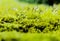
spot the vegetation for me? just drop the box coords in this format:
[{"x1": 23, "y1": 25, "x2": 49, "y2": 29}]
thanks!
[
  {"x1": 0, "y1": 31, "x2": 60, "y2": 41},
  {"x1": 19, "y1": 0, "x2": 60, "y2": 5},
  {"x1": 0, "y1": 2, "x2": 60, "y2": 33},
  {"x1": 0, "y1": 0, "x2": 60, "y2": 41}
]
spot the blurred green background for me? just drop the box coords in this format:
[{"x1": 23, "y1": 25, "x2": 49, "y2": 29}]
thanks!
[
  {"x1": 18, "y1": 0, "x2": 47, "y2": 4},
  {"x1": 18, "y1": 0, "x2": 60, "y2": 5}
]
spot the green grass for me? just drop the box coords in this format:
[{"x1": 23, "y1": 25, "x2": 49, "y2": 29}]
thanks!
[
  {"x1": 0, "y1": 30, "x2": 60, "y2": 41},
  {"x1": 0, "y1": 0, "x2": 60, "y2": 41}
]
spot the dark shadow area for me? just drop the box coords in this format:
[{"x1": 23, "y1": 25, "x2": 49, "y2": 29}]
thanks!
[{"x1": 18, "y1": 0, "x2": 60, "y2": 6}]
